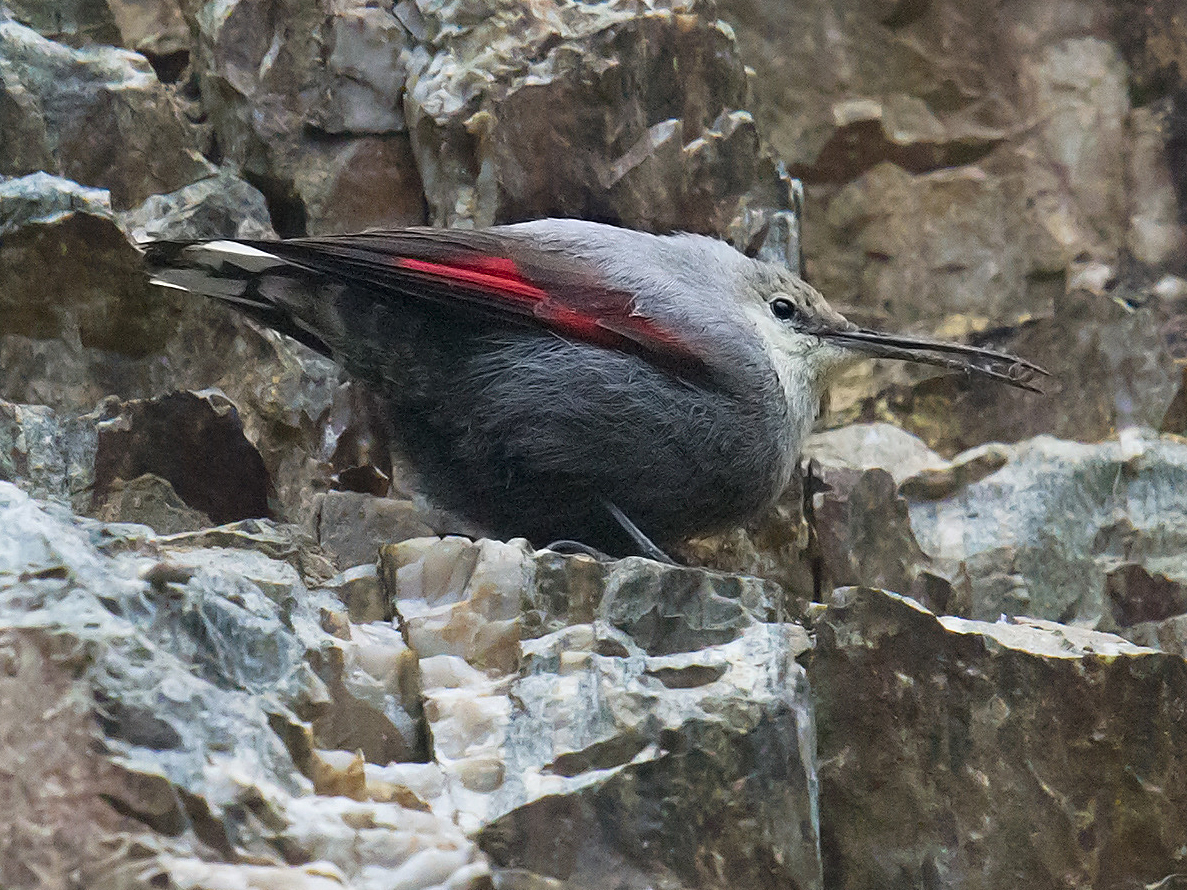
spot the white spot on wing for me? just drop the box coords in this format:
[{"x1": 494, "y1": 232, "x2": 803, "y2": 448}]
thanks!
[
  {"x1": 188, "y1": 241, "x2": 283, "y2": 273},
  {"x1": 149, "y1": 276, "x2": 190, "y2": 292}
]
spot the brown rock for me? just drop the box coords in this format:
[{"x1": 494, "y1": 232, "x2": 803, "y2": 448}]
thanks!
[
  {"x1": 0, "y1": 176, "x2": 165, "y2": 360},
  {"x1": 94, "y1": 472, "x2": 212, "y2": 534},
  {"x1": 810, "y1": 162, "x2": 1032, "y2": 326},
  {"x1": 404, "y1": 2, "x2": 797, "y2": 241},
  {"x1": 718, "y1": 0, "x2": 1021, "y2": 174},
  {"x1": 293, "y1": 134, "x2": 427, "y2": 235},
  {"x1": 191, "y1": 0, "x2": 423, "y2": 235},
  {"x1": 4, "y1": 0, "x2": 188, "y2": 58},
  {"x1": 314, "y1": 490, "x2": 440, "y2": 570},
  {"x1": 814, "y1": 466, "x2": 950, "y2": 613},
  {"x1": 813, "y1": 586, "x2": 1187, "y2": 890},
  {"x1": 1126, "y1": 105, "x2": 1185, "y2": 266},
  {"x1": 0, "y1": 172, "x2": 394, "y2": 523},
  {"x1": 1105, "y1": 563, "x2": 1187, "y2": 627},
  {"x1": 1013, "y1": 37, "x2": 1129, "y2": 270},
  {"x1": 1123, "y1": 613, "x2": 1187, "y2": 659},
  {"x1": 0, "y1": 627, "x2": 148, "y2": 890},
  {"x1": 0, "y1": 18, "x2": 212, "y2": 208}
]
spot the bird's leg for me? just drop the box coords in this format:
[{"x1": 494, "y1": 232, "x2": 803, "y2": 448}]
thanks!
[
  {"x1": 799, "y1": 458, "x2": 829, "y2": 602},
  {"x1": 601, "y1": 498, "x2": 676, "y2": 564}
]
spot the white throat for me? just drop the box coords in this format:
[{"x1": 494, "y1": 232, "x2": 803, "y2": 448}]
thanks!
[{"x1": 741, "y1": 302, "x2": 830, "y2": 486}]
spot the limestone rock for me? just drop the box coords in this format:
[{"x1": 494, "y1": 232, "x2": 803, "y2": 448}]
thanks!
[
  {"x1": 0, "y1": 480, "x2": 481, "y2": 889},
  {"x1": 695, "y1": 426, "x2": 1187, "y2": 637},
  {"x1": 5, "y1": 0, "x2": 189, "y2": 59},
  {"x1": 719, "y1": 0, "x2": 1183, "y2": 461},
  {"x1": 906, "y1": 429, "x2": 1187, "y2": 626},
  {"x1": 402, "y1": 0, "x2": 797, "y2": 251},
  {"x1": 94, "y1": 472, "x2": 212, "y2": 534},
  {"x1": 120, "y1": 170, "x2": 275, "y2": 242},
  {"x1": 190, "y1": 0, "x2": 425, "y2": 234},
  {"x1": 0, "y1": 173, "x2": 393, "y2": 522},
  {"x1": 1126, "y1": 104, "x2": 1185, "y2": 267},
  {"x1": 826, "y1": 287, "x2": 1181, "y2": 457},
  {"x1": 810, "y1": 162, "x2": 1032, "y2": 326},
  {"x1": 0, "y1": 399, "x2": 98, "y2": 510},
  {"x1": 322, "y1": 562, "x2": 388, "y2": 624},
  {"x1": 0, "y1": 16, "x2": 212, "y2": 207},
  {"x1": 0, "y1": 173, "x2": 164, "y2": 362},
  {"x1": 379, "y1": 537, "x2": 822, "y2": 889},
  {"x1": 0, "y1": 387, "x2": 278, "y2": 533},
  {"x1": 313, "y1": 490, "x2": 444, "y2": 570},
  {"x1": 0, "y1": 483, "x2": 823, "y2": 889},
  {"x1": 804, "y1": 422, "x2": 947, "y2": 485},
  {"x1": 812, "y1": 586, "x2": 1187, "y2": 890}
]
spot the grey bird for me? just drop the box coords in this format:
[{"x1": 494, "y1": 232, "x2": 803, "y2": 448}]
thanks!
[{"x1": 145, "y1": 219, "x2": 1045, "y2": 559}]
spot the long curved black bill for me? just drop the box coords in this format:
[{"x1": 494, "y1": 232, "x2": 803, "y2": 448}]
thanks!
[{"x1": 823, "y1": 328, "x2": 1050, "y2": 393}]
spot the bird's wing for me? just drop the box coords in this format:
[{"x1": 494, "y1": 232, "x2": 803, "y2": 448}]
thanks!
[{"x1": 145, "y1": 228, "x2": 710, "y2": 378}]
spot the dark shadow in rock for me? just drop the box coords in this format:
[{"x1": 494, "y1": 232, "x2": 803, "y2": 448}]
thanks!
[
  {"x1": 544, "y1": 733, "x2": 650, "y2": 778},
  {"x1": 332, "y1": 465, "x2": 390, "y2": 497},
  {"x1": 93, "y1": 390, "x2": 271, "y2": 524},
  {"x1": 94, "y1": 690, "x2": 183, "y2": 750},
  {"x1": 1106, "y1": 563, "x2": 1187, "y2": 627},
  {"x1": 645, "y1": 663, "x2": 727, "y2": 690}
]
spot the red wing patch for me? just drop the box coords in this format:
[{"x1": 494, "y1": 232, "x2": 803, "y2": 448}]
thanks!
[
  {"x1": 391, "y1": 254, "x2": 702, "y2": 370},
  {"x1": 394, "y1": 257, "x2": 546, "y2": 305}
]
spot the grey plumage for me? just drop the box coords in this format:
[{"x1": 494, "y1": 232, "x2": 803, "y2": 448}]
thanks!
[{"x1": 145, "y1": 219, "x2": 1045, "y2": 556}]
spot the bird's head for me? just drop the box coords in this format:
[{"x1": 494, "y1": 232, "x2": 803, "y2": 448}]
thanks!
[{"x1": 743, "y1": 268, "x2": 1048, "y2": 394}]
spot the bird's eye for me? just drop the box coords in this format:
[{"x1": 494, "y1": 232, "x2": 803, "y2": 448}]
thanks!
[{"x1": 770, "y1": 297, "x2": 799, "y2": 322}]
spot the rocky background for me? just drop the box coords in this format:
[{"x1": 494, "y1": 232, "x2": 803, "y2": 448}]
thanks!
[{"x1": 3, "y1": 0, "x2": 1187, "y2": 888}]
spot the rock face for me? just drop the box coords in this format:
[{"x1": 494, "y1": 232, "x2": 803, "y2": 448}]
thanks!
[
  {"x1": 401, "y1": 1, "x2": 798, "y2": 252},
  {"x1": 906, "y1": 430, "x2": 1187, "y2": 628},
  {"x1": 0, "y1": 172, "x2": 395, "y2": 523},
  {"x1": 0, "y1": 16, "x2": 212, "y2": 207},
  {"x1": 813, "y1": 587, "x2": 1187, "y2": 890},
  {"x1": 0, "y1": 481, "x2": 481, "y2": 889},
  {"x1": 780, "y1": 425, "x2": 1187, "y2": 636},
  {"x1": 383, "y1": 537, "x2": 820, "y2": 889},
  {"x1": 0, "y1": 484, "x2": 821, "y2": 889},
  {"x1": 4, "y1": 0, "x2": 1187, "y2": 888},
  {"x1": 716, "y1": 0, "x2": 1187, "y2": 451}
]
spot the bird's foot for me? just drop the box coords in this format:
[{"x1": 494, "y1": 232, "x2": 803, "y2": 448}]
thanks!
[{"x1": 544, "y1": 540, "x2": 618, "y2": 562}]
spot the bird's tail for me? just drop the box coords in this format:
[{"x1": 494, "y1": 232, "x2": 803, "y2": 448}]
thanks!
[{"x1": 142, "y1": 239, "x2": 337, "y2": 357}]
